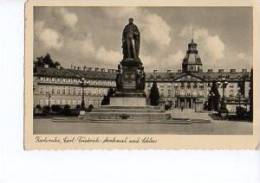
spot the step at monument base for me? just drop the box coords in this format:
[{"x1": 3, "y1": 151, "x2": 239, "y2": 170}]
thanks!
[
  {"x1": 83, "y1": 105, "x2": 171, "y2": 122},
  {"x1": 110, "y1": 97, "x2": 146, "y2": 107}
]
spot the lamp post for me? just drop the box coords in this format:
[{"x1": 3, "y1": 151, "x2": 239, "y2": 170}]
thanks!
[
  {"x1": 174, "y1": 83, "x2": 178, "y2": 108},
  {"x1": 217, "y1": 76, "x2": 228, "y2": 117},
  {"x1": 80, "y1": 77, "x2": 86, "y2": 111},
  {"x1": 46, "y1": 92, "x2": 51, "y2": 108},
  {"x1": 237, "y1": 91, "x2": 241, "y2": 107}
]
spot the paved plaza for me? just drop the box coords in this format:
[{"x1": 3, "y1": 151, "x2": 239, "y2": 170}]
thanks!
[{"x1": 33, "y1": 109, "x2": 252, "y2": 135}]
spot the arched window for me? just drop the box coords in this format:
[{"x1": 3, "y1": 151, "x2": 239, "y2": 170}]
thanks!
[{"x1": 187, "y1": 82, "x2": 191, "y2": 89}]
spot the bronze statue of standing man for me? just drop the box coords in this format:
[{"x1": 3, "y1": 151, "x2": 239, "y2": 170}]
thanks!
[{"x1": 122, "y1": 18, "x2": 140, "y2": 61}]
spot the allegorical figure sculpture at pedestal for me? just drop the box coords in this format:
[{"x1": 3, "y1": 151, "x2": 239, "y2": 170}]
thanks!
[{"x1": 122, "y1": 18, "x2": 140, "y2": 61}]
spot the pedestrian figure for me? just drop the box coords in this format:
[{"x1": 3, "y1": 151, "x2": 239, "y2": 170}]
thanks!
[{"x1": 181, "y1": 106, "x2": 184, "y2": 112}]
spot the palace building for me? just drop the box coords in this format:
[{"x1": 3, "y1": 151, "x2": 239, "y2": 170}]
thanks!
[{"x1": 33, "y1": 39, "x2": 251, "y2": 112}]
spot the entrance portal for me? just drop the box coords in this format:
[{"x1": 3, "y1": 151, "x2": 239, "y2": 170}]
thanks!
[{"x1": 176, "y1": 97, "x2": 197, "y2": 109}]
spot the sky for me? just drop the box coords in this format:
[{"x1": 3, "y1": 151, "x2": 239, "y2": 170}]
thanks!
[{"x1": 34, "y1": 7, "x2": 253, "y2": 72}]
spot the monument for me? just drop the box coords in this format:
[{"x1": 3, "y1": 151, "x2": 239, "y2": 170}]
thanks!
[
  {"x1": 84, "y1": 18, "x2": 171, "y2": 122},
  {"x1": 111, "y1": 18, "x2": 146, "y2": 106}
]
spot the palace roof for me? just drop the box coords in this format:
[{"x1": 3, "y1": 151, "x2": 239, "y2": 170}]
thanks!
[
  {"x1": 34, "y1": 67, "x2": 116, "y2": 80},
  {"x1": 34, "y1": 67, "x2": 251, "y2": 82}
]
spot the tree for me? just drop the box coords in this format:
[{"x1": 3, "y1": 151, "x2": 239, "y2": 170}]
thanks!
[
  {"x1": 208, "y1": 81, "x2": 220, "y2": 111},
  {"x1": 87, "y1": 104, "x2": 94, "y2": 112},
  {"x1": 51, "y1": 105, "x2": 62, "y2": 113},
  {"x1": 43, "y1": 53, "x2": 55, "y2": 67},
  {"x1": 42, "y1": 105, "x2": 51, "y2": 115},
  {"x1": 63, "y1": 105, "x2": 71, "y2": 115},
  {"x1": 54, "y1": 61, "x2": 61, "y2": 68},
  {"x1": 149, "y1": 81, "x2": 160, "y2": 106},
  {"x1": 75, "y1": 105, "x2": 81, "y2": 110},
  {"x1": 34, "y1": 53, "x2": 61, "y2": 68},
  {"x1": 101, "y1": 88, "x2": 114, "y2": 105},
  {"x1": 34, "y1": 56, "x2": 44, "y2": 67}
]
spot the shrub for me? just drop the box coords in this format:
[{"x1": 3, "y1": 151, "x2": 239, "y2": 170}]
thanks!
[
  {"x1": 236, "y1": 106, "x2": 247, "y2": 118},
  {"x1": 63, "y1": 105, "x2": 71, "y2": 115},
  {"x1": 35, "y1": 104, "x2": 42, "y2": 109},
  {"x1": 87, "y1": 104, "x2": 94, "y2": 112},
  {"x1": 42, "y1": 105, "x2": 50, "y2": 114},
  {"x1": 51, "y1": 105, "x2": 62, "y2": 113},
  {"x1": 75, "y1": 104, "x2": 81, "y2": 110},
  {"x1": 149, "y1": 81, "x2": 160, "y2": 106}
]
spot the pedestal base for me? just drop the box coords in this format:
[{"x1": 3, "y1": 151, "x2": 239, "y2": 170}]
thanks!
[
  {"x1": 110, "y1": 97, "x2": 146, "y2": 107},
  {"x1": 83, "y1": 105, "x2": 171, "y2": 122}
]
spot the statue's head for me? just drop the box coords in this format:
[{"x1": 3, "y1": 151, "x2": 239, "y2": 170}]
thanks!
[{"x1": 128, "y1": 18, "x2": 134, "y2": 24}]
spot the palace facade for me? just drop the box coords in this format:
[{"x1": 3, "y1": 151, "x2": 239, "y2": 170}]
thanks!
[{"x1": 33, "y1": 39, "x2": 251, "y2": 112}]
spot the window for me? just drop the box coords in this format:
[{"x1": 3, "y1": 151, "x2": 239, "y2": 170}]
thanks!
[
  {"x1": 57, "y1": 89, "x2": 60, "y2": 94},
  {"x1": 52, "y1": 88, "x2": 55, "y2": 95},
  {"x1": 39, "y1": 87, "x2": 43, "y2": 94},
  {"x1": 40, "y1": 99, "x2": 44, "y2": 105},
  {"x1": 62, "y1": 89, "x2": 65, "y2": 95},
  {"x1": 187, "y1": 82, "x2": 191, "y2": 89}
]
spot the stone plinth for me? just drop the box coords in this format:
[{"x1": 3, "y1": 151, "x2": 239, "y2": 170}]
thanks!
[{"x1": 110, "y1": 97, "x2": 146, "y2": 107}]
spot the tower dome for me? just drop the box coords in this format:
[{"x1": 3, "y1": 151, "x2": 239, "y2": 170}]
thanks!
[{"x1": 182, "y1": 39, "x2": 202, "y2": 73}]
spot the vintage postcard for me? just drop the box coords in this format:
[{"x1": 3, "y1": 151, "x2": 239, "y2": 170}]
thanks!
[{"x1": 24, "y1": 0, "x2": 260, "y2": 149}]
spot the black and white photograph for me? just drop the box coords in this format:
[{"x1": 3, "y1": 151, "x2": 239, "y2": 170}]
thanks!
[
  {"x1": 2, "y1": 1, "x2": 260, "y2": 182},
  {"x1": 32, "y1": 6, "x2": 253, "y2": 135}
]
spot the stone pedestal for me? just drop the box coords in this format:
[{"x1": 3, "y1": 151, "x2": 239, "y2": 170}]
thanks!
[
  {"x1": 110, "y1": 57, "x2": 146, "y2": 106},
  {"x1": 115, "y1": 58, "x2": 145, "y2": 96}
]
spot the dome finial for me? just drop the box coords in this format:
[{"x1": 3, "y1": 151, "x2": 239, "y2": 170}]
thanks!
[{"x1": 191, "y1": 26, "x2": 194, "y2": 43}]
